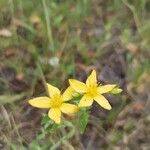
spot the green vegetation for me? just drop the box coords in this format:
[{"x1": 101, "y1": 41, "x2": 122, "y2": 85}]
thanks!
[{"x1": 0, "y1": 0, "x2": 149, "y2": 149}]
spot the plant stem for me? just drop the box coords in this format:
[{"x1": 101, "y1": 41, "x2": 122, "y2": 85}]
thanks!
[{"x1": 42, "y1": 0, "x2": 54, "y2": 52}]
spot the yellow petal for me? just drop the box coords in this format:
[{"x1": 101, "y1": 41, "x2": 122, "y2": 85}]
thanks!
[
  {"x1": 94, "y1": 95, "x2": 112, "y2": 110},
  {"x1": 62, "y1": 86, "x2": 75, "y2": 101},
  {"x1": 86, "y1": 70, "x2": 97, "y2": 86},
  {"x1": 69, "y1": 79, "x2": 87, "y2": 93},
  {"x1": 61, "y1": 103, "x2": 79, "y2": 114},
  {"x1": 98, "y1": 84, "x2": 116, "y2": 94},
  {"x1": 28, "y1": 97, "x2": 51, "y2": 108},
  {"x1": 48, "y1": 108, "x2": 61, "y2": 124},
  {"x1": 78, "y1": 94, "x2": 93, "y2": 107},
  {"x1": 46, "y1": 83, "x2": 60, "y2": 98}
]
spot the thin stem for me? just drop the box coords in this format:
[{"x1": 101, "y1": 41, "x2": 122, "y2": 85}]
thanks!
[
  {"x1": 122, "y1": 0, "x2": 142, "y2": 37},
  {"x1": 8, "y1": 0, "x2": 14, "y2": 20},
  {"x1": 50, "y1": 121, "x2": 75, "y2": 150},
  {"x1": 42, "y1": 0, "x2": 54, "y2": 52},
  {"x1": 36, "y1": 62, "x2": 49, "y2": 96}
]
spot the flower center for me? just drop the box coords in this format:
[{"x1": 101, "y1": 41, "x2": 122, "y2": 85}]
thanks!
[
  {"x1": 87, "y1": 85, "x2": 98, "y2": 98},
  {"x1": 50, "y1": 95, "x2": 63, "y2": 108}
]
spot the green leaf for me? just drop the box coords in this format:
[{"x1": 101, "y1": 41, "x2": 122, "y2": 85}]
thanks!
[
  {"x1": 53, "y1": 15, "x2": 63, "y2": 26},
  {"x1": 0, "y1": 93, "x2": 25, "y2": 105},
  {"x1": 41, "y1": 114, "x2": 60, "y2": 134},
  {"x1": 77, "y1": 108, "x2": 89, "y2": 134}
]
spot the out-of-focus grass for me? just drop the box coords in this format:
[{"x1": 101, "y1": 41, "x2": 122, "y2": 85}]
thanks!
[{"x1": 0, "y1": 0, "x2": 150, "y2": 149}]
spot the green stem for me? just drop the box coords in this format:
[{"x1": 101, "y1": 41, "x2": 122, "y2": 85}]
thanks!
[
  {"x1": 36, "y1": 62, "x2": 49, "y2": 96},
  {"x1": 42, "y1": 0, "x2": 54, "y2": 51},
  {"x1": 50, "y1": 121, "x2": 75, "y2": 150},
  {"x1": 122, "y1": 0, "x2": 142, "y2": 38}
]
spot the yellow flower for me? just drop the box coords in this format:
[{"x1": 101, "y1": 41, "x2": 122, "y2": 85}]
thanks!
[
  {"x1": 69, "y1": 70, "x2": 118, "y2": 110},
  {"x1": 28, "y1": 84, "x2": 78, "y2": 124}
]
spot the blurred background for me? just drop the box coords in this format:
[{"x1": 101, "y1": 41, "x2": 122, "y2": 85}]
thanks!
[{"x1": 0, "y1": 0, "x2": 150, "y2": 149}]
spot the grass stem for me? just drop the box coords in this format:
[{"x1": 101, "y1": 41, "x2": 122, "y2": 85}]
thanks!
[{"x1": 42, "y1": 0, "x2": 55, "y2": 52}]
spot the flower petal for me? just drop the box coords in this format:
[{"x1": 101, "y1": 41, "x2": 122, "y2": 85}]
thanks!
[
  {"x1": 62, "y1": 86, "x2": 75, "y2": 101},
  {"x1": 47, "y1": 83, "x2": 60, "y2": 98},
  {"x1": 48, "y1": 108, "x2": 61, "y2": 124},
  {"x1": 78, "y1": 94, "x2": 93, "y2": 107},
  {"x1": 86, "y1": 70, "x2": 97, "y2": 86},
  {"x1": 98, "y1": 84, "x2": 116, "y2": 94},
  {"x1": 69, "y1": 79, "x2": 87, "y2": 93},
  {"x1": 61, "y1": 103, "x2": 79, "y2": 114},
  {"x1": 94, "y1": 95, "x2": 112, "y2": 110},
  {"x1": 28, "y1": 97, "x2": 51, "y2": 108}
]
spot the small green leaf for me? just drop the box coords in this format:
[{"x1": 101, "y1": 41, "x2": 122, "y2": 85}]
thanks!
[
  {"x1": 41, "y1": 114, "x2": 60, "y2": 134},
  {"x1": 0, "y1": 93, "x2": 25, "y2": 105},
  {"x1": 53, "y1": 15, "x2": 63, "y2": 26},
  {"x1": 77, "y1": 108, "x2": 89, "y2": 134}
]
